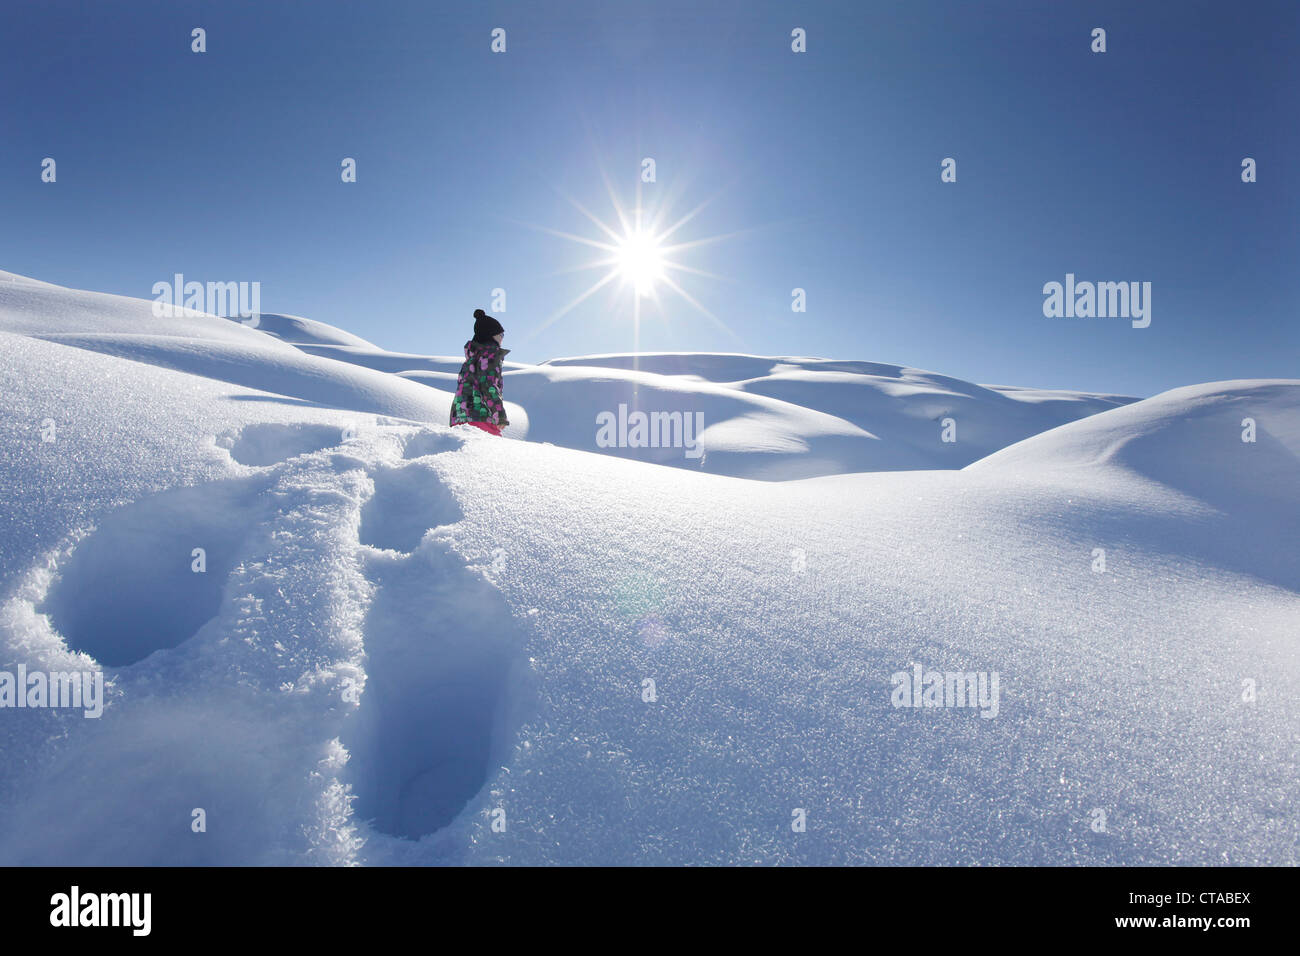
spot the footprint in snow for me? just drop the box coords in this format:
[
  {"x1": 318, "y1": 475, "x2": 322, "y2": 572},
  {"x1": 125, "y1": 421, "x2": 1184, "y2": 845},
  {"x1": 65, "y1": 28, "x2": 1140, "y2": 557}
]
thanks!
[
  {"x1": 218, "y1": 422, "x2": 350, "y2": 467},
  {"x1": 342, "y1": 535, "x2": 529, "y2": 842},
  {"x1": 358, "y1": 462, "x2": 462, "y2": 554},
  {"x1": 38, "y1": 478, "x2": 272, "y2": 668}
]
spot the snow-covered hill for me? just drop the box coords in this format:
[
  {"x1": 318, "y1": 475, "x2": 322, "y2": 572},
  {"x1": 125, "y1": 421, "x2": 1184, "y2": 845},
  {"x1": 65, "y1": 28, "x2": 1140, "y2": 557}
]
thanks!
[
  {"x1": 507, "y1": 353, "x2": 1136, "y2": 477},
  {"x1": 245, "y1": 313, "x2": 380, "y2": 349},
  {"x1": 0, "y1": 270, "x2": 1295, "y2": 866},
  {"x1": 2, "y1": 272, "x2": 1136, "y2": 479},
  {"x1": 314, "y1": 346, "x2": 1139, "y2": 479}
]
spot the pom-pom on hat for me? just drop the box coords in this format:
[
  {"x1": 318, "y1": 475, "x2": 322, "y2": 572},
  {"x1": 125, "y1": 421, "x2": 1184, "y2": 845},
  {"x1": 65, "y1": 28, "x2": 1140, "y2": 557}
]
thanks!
[{"x1": 472, "y1": 308, "x2": 504, "y2": 343}]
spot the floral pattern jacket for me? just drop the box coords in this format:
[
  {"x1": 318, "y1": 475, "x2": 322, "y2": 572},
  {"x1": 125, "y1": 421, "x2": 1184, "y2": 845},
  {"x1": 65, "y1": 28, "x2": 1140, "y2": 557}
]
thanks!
[{"x1": 450, "y1": 340, "x2": 510, "y2": 427}]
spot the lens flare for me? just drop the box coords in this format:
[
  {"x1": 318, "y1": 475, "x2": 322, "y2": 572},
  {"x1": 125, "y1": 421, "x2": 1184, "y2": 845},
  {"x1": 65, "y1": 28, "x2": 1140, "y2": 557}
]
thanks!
[{"x1": 616, "y1": 228, "x2": 667, "y2": 296}]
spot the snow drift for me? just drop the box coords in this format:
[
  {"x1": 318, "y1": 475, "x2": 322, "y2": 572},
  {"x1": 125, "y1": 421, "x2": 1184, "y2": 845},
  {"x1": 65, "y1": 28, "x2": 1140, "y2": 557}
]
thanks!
[
  {"x1": 400, "y1": 352, "x2": 1139, "y2": 479},
  {"x1": 0, "y1": 270, "x2": 1294, "y2": 866}
]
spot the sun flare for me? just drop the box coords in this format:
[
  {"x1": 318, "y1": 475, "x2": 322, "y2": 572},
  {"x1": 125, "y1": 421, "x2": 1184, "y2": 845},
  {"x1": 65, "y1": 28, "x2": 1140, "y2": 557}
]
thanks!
[
  {"x1": 512, "y1": 169, "x2": 753, "y2": 348},
  {"x1": 615, "y1": 229, "x2": 667, "y2": 297}
]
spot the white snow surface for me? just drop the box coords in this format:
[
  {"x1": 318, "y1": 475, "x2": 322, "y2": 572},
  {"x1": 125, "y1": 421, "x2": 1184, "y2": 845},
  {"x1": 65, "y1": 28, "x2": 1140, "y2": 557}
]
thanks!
[
  {"x1": 417, "y1": 351, "x2": 1138, "y2": 479},
  {"x1": 233, "y1": 313, "x2": 380, "y2": 349},
  {"x1": 0, "y1": 271, "x2": 1295, "y2": 865}
]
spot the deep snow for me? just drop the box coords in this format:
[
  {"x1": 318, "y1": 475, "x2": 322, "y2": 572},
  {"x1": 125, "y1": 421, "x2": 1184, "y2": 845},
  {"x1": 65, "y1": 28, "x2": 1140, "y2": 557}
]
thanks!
[{"x1": 0, "y1": 271, "x2": 1295, "y2": 865}]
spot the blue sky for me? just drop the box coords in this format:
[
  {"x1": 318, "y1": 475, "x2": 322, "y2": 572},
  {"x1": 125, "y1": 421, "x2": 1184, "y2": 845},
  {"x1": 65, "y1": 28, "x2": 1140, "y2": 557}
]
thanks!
[{"x1": 2, "y1": 0, "x2": 1296, "y2": 396}]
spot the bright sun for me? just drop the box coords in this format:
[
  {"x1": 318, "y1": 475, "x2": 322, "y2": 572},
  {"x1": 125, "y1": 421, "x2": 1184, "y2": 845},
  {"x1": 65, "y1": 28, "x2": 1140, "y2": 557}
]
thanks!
[
  {"x1": 515, "y1": 171, "x2": 742, "y2": 347},
  {"x1": 615, "y1": 229, "x2": 667, "y2": 297}
]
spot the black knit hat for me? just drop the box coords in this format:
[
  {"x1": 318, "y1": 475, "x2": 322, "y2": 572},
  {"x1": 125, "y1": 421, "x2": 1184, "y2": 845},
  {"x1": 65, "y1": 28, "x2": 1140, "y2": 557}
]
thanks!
[{"x1": 472, "y1": 308, "x2": 504, "y2": 344}]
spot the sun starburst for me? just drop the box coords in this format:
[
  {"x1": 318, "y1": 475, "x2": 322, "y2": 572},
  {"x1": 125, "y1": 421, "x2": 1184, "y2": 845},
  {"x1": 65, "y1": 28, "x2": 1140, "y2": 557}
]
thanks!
[
  {"x1": 615, "y1": 227, "x2": 667, "y2": 298},
  {"x1": 509, "y1": 166, "x2": 748, "y2": 353}
]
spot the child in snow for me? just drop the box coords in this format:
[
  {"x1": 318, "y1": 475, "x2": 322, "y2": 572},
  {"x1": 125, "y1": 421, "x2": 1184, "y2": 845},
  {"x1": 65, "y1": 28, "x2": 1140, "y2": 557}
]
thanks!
[{"x1": 450, "y1": 308, "x2": 510, "y2": 436}]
